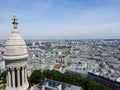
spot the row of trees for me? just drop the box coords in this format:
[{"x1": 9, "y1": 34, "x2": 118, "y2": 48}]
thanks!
[{"x1": 29, "y1": 70, "x2": 106, "y2": 90}]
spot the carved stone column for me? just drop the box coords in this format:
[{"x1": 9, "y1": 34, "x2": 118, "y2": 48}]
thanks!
[
  {"x1": 24, "y1": 68, "x2": 27, "y2": 84},
  {"x1": 12, "y1": 68, "x2": 15, "y2": 87},
  {"x1": 8, "y1": 69, "x2": 11, "y2": 87},
  {"x1": 17, "y1": 67, "x2": 20, "y2": 87},
  {"x1": 22, "y1": 67, "x2": 25, "y2": 86}
]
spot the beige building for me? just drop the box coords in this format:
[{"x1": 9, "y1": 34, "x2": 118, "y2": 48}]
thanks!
[{"x1": 3, "y1": 15, "x2": 29, "y2": 90}]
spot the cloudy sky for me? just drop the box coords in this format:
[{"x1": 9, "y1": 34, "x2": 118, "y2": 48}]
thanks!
[{"x1": 0, "y1": 0, "x2": 120, "y2": 39}]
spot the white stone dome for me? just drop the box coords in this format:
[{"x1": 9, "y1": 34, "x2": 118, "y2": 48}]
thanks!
[
  {"x1": 3, "y1": 15, "x2": 28, "y2": 60},
  {"x1": 3, "y1": 29, "x2": 28, "y2": 60}
]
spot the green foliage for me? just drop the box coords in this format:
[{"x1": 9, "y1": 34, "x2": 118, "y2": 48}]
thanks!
[
  {"x1": 28, "y1": 70, "x2": 44, "y2": 89},
  {"x1": 29, "y1": 70, "x2": 44, "y2": 84},
  {"x1": 0, "y1": 71, "x2": 6, "y2": 82},
  {"x1": 28, "y1": 82, "x2": 34, "y2": 89},
  {"x1": 29, "y1": 70, "x2": 106, "y2": 90},
  {"x1": 0, "y1": 84, "x2": 6, "y2": 89}
]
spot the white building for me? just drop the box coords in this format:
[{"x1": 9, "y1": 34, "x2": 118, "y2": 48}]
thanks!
[{"x1": 3, "y1": 15, "x2": 29, "y2": 90}]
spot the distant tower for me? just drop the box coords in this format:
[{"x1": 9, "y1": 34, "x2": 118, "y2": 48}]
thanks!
[{"x1": 3, "y1": 14, "x2": 29, "y2": 90}]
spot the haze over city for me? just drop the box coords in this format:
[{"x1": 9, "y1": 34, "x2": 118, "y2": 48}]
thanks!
[{"x1": 0, "y1": 0, "x2": 120, "y2": 39}]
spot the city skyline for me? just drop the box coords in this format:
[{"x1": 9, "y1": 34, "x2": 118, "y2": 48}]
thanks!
[{"x1": 0, "y1": 0, "x2": 120, "y2": 39}]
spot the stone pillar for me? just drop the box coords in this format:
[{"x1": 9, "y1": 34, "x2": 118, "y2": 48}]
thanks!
[
  {"x1": 22, "y1": 67, "x2": 25, "y2": 86},
  {"x1": 8, "y1": 70, "x2": 11, "y2": 87},
  {"x1": 17, "y1": 68, "x2": 20, "y2": 87},
  {"x1": 24, "y1": 68, "x2": 27, "y2": 84},
  {"x1": 12, "y1": 68, "x2": 15, "y2": 87},
  {"x1": 6, "y1": 71, "x2": 8, "y2": 86}
]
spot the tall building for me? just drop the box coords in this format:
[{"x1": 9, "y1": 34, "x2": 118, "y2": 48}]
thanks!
[{"x1": 3, "y1": 15, "x2": 29, "y2": 90}]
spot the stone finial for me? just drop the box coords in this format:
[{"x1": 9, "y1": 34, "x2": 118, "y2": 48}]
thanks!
[{"x1": 12, "y1": 14, "x2": 18, "y2": 29}]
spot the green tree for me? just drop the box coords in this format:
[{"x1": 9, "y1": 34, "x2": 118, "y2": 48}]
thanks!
[
  {"x1": 43, "y1": 70, "x2": 106, "y2": 90},
  {"x1": 29, "y1": 70, "x2": 44, "y2": 84},
  {"x1": 0, "y1": 71, "x2": 6, "y2": 82},
  {"x1": 29, "y1": 70, "x2": 106, "y2": 90}
]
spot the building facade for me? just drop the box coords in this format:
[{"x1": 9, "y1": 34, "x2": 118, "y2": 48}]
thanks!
[{"x1": 88, "y1": 72, "x2": 120, "y2": 90}]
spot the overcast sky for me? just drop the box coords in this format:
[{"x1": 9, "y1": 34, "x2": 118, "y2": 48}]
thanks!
[{"x1": 0, "y1": 0, "x2": 120, "y2": 39}]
